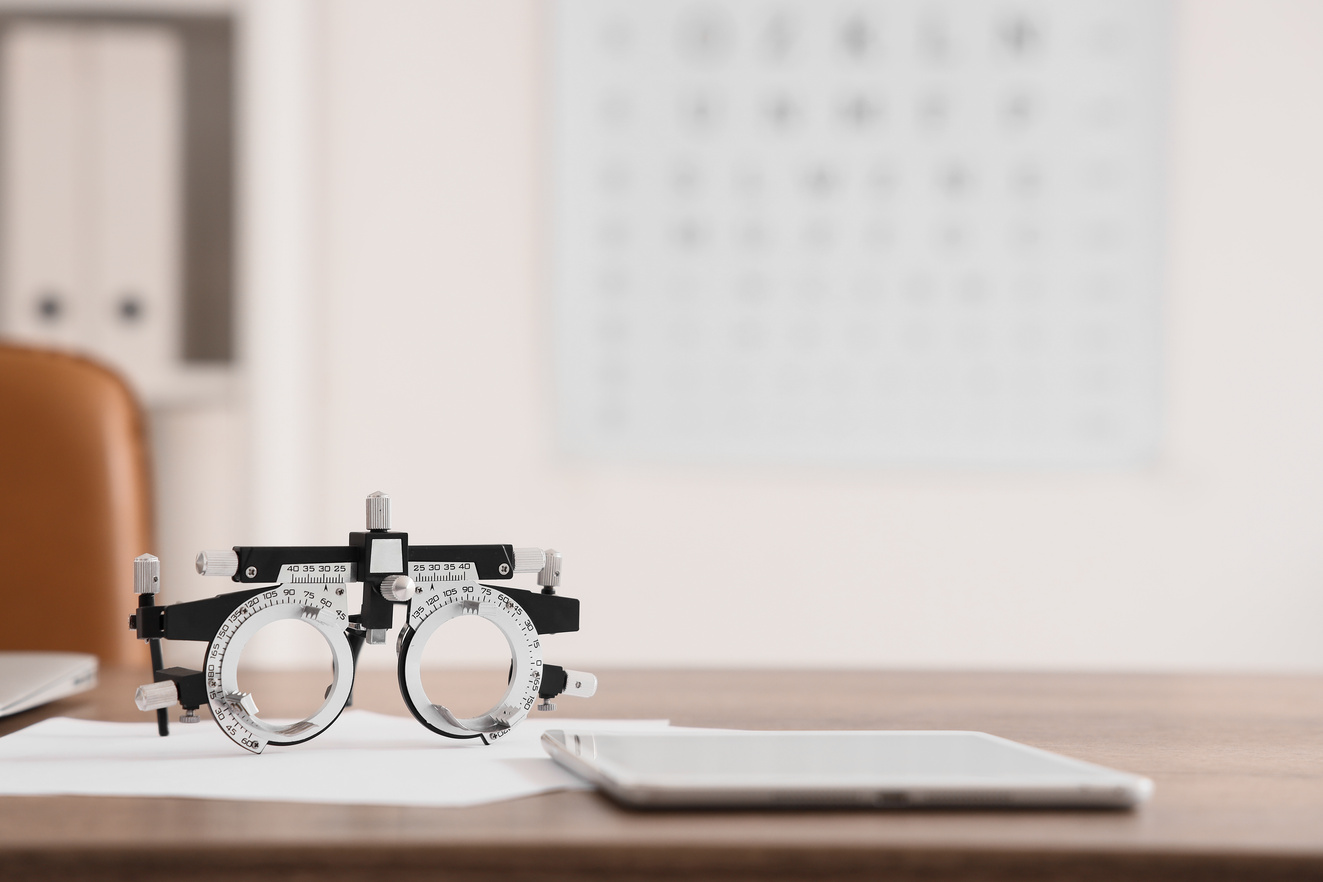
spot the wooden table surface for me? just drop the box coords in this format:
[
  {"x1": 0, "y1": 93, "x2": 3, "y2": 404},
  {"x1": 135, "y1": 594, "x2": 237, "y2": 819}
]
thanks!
[{"x1": 1, "y1": 667, "x2": 1321, "y2": 881}]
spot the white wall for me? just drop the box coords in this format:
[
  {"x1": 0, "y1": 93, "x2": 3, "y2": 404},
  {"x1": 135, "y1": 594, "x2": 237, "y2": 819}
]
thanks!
[{"x1": 242, "y1": 0, "x2": 1323, "y2": 672}]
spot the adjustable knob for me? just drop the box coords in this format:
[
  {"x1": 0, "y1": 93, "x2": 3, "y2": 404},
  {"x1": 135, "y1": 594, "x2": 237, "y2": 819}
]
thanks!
[
  {"x1": 135, "y1": 681, "x2": 178, "y2": 712},
  {"x1": 367, "y1": 491, "x2": 390, "y2": 531},
  {"x1": 560, "y1": 669, "x2": 597, "y2": 698},
  {"x1": 513, "y1": 547, "x2": 546, "y2": 573},
  {"x1": 134, "y1": 554, "x2": 161, "y2": 594},
  {"x1": 538, "y1": 550, "x2": 563, "y2": 590},
  {"x1": 379, "y1": 574, "x2": 417, "y2": 602},
  {"x1": 196, "y1": 550, "x2": 239, "y2": 577}
]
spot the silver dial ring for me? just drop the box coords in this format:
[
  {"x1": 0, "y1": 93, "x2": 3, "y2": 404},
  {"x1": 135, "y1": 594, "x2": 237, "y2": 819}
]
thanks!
[
  {"x1": 205, "y1": 584, "x2": 355, "y2": 754},
  {"x1": 396, "y1": 583, "x2": 542, "y2": 744}
]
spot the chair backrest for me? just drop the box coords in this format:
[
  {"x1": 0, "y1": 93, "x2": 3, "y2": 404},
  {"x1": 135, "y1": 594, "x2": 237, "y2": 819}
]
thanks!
[{"x1": 0, "y1": 344, "x2": 152, "y2": 665}]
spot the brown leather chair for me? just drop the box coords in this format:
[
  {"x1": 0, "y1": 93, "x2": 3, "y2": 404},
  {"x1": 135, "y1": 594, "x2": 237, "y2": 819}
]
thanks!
[{"x1": 0, "y1": 344, "x2": 152, "y2": 665}]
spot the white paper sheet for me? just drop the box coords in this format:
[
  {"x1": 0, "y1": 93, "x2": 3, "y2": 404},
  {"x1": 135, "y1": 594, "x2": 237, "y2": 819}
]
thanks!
[{"x1": 0, "y1": 711, "x2": 670, "y2": 806}]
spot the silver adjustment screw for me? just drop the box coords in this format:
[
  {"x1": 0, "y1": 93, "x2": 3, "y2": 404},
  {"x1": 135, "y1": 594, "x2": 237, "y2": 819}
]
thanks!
[
  {"x1": 366, "y1": 629, "x2": 388, "y2": 645},
  {"x1": 513, "y1": 547, "x2": 547, "y2": 574},
  {"x1": 134, "y1": 554, "x2": 161, "y2": 594},
  {"x1": 538, "y1": 550, "x2": 563, "y2": 591},
  {"x1": 367, "y1": 491, "x2": 390, "y2": 531},
  {"x1": 196, "y1": 550, "x2": 239, "y2": 577},
  {"x1": 379, "y1": 574, "x2": 417, "y2": 602},
  {"x1": 134, "y1": 681, "x2": 178, "y2": 712},
  {"x1": 179, "y1": 709, "x2": 202, "y2": 724},
  {"x1": 537, "y1": 699, "x2": 556, "y2": 712}
]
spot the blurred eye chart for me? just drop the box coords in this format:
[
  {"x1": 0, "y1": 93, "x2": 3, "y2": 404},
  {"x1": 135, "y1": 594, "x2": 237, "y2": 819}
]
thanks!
[{"x1": 550, "y1": 0, "x2": 1168, "y2": 466}]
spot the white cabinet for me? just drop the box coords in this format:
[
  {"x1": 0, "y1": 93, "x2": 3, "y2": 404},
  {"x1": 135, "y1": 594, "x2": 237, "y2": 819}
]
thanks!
[
  {"x1": 1, "y1": 25, "x2": 88, "y2": 354},
  {"x1": 1, "y1": 22, "x2": 227, "y2": 405}
]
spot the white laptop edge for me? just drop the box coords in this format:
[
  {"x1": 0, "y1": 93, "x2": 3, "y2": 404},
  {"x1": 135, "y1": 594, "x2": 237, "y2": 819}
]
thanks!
[{"x1": 0, "y1": 652, "x2": 99, "y2": 718}]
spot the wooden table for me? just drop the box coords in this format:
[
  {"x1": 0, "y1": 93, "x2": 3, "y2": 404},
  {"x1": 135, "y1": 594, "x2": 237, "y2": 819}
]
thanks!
[{"x1": 1, "y1": 668, "x2": 1321, "y2": 881}]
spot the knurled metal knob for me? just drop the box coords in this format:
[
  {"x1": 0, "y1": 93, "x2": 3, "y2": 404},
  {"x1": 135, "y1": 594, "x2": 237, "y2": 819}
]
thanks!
[
  {"x1": 135, "y1": 681, "x2": 178, "y2": 712},
  {"x1": 367, "y1": 491, "x2": 390, "y2": 531},
  {"x1": 134, "y1": 554, "x2": 161, "y2": 594},
  {"x1": 196, "y1": 550, "x2": 239, "y2": 577},
  {"x1": 513, "y1": 547, "x2": 546, "y2": 573},
  {"x1": 538, "y1": 550, "x2": 563, "y2": 589},
  {"x1": 379, "y1": 574, "x2": 417, "y2": 602}
]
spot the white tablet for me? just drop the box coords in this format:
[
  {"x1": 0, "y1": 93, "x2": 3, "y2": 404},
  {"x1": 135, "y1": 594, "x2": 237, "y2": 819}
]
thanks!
[{"x1": 542, "y1": 728, "x2": 1154, "y2": 809}]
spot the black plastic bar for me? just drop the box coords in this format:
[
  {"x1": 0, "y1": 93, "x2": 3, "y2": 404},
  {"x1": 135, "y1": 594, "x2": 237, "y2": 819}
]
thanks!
[
  {"x1": 232, "y1": 546, "x2": 358, "y2": 583},
  {"x1": 491, "y1": 585, "x2": 580, "y2": 635},
  {"x1": 410, "y1": 545, "x2": 516, "y2": 581}
]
